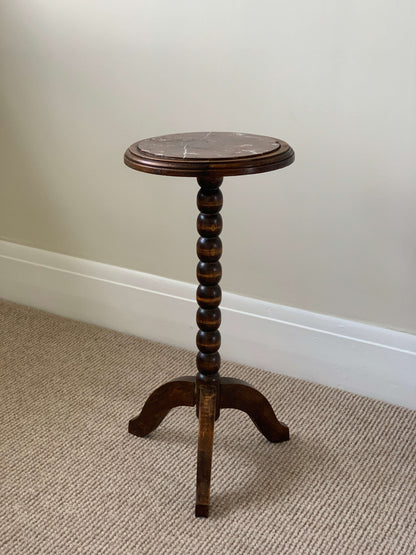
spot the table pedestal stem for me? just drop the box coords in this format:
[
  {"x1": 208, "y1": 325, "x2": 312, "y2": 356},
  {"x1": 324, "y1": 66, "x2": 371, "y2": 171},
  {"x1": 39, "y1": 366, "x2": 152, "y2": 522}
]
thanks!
[{"x1": 194, "y1": 176, "x2": 223, "y2": 516}]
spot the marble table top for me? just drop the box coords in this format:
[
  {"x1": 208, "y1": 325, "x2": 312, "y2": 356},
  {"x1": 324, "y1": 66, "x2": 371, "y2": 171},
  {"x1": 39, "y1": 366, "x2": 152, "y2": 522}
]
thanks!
[
  {"x1": 137, "y1": 132, "x2": 281, "y2": 160},
  {"x1": 124, "y1": 132, "x2": 294, "y2": 177}
]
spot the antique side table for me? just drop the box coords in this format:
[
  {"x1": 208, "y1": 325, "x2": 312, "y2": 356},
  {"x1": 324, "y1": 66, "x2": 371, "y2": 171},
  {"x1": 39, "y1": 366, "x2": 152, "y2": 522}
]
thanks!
[{"x1": 124, "y1": 132, "x2": 295, "y2": 517}]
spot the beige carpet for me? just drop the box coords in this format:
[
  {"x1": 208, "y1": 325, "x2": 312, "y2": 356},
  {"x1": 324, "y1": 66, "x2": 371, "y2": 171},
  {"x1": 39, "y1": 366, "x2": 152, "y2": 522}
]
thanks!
[{"x1": 0, "y1": 299, "x2": 415, "y2": 554}]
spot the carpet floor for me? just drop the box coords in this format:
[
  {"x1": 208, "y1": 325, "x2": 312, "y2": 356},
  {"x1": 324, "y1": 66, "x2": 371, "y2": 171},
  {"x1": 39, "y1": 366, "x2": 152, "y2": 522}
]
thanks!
[{"x1": 0, "y1": 299, "x2": 415, "y2": 554}]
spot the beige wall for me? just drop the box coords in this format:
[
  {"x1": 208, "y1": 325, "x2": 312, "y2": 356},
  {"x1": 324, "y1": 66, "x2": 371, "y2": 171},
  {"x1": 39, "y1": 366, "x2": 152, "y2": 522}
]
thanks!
[{"x1": 1, "y1": 1, "x2": 415, "y2": 334}]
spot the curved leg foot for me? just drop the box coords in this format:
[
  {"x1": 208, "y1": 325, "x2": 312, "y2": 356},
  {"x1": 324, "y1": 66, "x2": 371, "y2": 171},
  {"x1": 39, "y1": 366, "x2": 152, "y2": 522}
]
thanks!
[
  {"x1": 195, "y1": 384, "x2": 216, "y2": 517},
  {"x1": 128, "y1": 376, "x2": 196, "y2": 437},
  {"x1": 220, "y1": 377, "x2": 289, "y2": 443}
]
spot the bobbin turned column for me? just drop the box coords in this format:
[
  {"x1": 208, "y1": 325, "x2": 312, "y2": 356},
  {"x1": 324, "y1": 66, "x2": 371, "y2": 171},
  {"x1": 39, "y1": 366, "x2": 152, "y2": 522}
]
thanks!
[
  {"x1": 195, "y1": 176, "x2": 223, "y2": 386},
  {"x1": 195, "y1": 176, "x2": 223, "y2": 517}
]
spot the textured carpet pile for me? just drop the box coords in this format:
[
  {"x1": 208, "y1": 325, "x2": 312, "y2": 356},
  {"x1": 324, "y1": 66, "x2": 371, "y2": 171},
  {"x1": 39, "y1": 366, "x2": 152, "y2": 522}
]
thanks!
[{"x1": 0, "y1": 299, "x2": 415, "y2": 554}]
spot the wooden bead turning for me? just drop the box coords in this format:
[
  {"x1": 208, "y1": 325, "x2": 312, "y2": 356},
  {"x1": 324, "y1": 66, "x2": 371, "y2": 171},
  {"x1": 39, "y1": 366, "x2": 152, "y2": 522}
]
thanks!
[
  {"x1": 196, "y1": 307, "x2": 221, "y2": 331},
  {"x1": 196, "y1": 176, "x2": 223, "y2": 377}
]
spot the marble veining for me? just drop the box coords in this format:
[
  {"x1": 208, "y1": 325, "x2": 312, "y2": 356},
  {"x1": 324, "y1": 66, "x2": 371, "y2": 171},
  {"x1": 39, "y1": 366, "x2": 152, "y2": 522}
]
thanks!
[{"x1": 137, "y1": 132, "x2": 281, "y2": 160}]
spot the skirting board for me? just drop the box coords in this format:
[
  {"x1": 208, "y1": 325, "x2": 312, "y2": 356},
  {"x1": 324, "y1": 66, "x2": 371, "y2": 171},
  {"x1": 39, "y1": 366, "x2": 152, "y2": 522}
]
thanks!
[{"x1": 1, "y1": 239, "x2": 415, "y2": 410}]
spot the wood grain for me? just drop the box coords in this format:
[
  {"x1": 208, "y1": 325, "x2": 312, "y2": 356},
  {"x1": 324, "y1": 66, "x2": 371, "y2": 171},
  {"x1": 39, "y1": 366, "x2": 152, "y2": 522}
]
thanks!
[
  {"x1": 220, "y1": 377, "x2": 289, "y2": 442},
  {"x1": 195, "y1": 384, "x2": 217, "y2": 517},
  {"x1": 128, "y1": 376, "x2": 196, "y2": 437}
]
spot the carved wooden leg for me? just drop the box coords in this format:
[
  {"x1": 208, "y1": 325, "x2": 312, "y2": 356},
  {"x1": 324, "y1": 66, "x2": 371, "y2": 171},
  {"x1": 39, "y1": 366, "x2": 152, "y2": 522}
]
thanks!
[
  {"x1": 128, "y1": 376, "x2": 196, "y2": 437},
  {"x1": 195, "y1": 384, "x2": 217, "y2": 517},
  {"x1": 220, "y1": 377, "x2": 289, "y2": 442}
]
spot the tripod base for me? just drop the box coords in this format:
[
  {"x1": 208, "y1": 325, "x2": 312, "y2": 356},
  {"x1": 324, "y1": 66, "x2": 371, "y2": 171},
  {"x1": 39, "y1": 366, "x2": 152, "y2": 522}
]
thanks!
[{"x1": 128, "y1": 375, "x2": 289, "y2": 517}]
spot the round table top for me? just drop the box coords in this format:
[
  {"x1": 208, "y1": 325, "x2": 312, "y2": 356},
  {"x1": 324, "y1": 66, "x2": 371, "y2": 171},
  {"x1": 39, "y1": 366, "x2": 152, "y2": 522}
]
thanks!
[{"x1": 124, "y1": 132, "x2": 294, "y2": 177}]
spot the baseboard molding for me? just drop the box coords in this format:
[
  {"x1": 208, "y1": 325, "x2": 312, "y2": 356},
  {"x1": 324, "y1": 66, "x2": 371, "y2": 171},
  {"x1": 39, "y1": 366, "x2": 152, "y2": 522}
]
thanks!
[{"x1": 1, "y1": 239, "x2": 415, "y2": 409}]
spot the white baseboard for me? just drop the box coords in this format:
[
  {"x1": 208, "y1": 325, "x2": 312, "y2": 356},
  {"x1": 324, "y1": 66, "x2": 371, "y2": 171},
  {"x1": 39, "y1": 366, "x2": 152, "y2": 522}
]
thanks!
[{"x1": 1, "y1": 239, "x2": 415, "y2": 410}]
